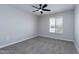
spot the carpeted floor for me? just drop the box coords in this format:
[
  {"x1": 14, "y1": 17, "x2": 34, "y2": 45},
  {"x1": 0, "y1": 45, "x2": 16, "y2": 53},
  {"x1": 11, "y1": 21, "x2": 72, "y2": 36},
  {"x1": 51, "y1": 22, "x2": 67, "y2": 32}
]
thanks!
[{"x1": 0, "y1": 36, "x2": 78, "y2": 54}]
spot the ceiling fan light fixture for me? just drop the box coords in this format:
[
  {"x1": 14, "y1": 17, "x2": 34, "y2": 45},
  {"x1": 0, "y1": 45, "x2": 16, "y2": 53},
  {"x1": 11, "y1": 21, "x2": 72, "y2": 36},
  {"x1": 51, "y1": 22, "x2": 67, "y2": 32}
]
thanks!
[{"x1": 39, "y1": 9, "x2": 42, "y2": 12}]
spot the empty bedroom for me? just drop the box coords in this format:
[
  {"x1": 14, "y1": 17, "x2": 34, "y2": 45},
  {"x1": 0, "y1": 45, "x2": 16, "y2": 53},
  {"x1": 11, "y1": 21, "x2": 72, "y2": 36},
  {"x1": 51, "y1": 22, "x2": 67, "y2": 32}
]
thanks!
[{"x1": 0, "y1": 4, "x2": 79, "y2": 54}]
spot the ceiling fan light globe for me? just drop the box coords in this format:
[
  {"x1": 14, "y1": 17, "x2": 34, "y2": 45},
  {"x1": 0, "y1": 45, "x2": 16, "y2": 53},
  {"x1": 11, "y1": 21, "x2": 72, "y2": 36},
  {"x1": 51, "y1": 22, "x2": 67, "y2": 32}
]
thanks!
[{"x1": 39, "y1": 9, "x2": 42, "y2": 12}]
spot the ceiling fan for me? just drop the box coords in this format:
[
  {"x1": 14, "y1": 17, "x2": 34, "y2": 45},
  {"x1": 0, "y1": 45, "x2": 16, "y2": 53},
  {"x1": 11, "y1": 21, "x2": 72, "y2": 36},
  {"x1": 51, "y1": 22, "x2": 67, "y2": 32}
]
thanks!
[{"x1": 32, "y1": 4, "x2": 51, "y2": 14}]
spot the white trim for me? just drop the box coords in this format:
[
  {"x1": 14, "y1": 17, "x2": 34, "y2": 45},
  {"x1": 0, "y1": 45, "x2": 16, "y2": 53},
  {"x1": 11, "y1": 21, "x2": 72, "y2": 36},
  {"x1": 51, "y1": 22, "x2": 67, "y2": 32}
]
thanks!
[
  {"x1": 0, "y1": 34, "x2": 74, "y2": 49},
  {"x1": 38, "y1": 34, "x2": 74, "y2": 42},
  {"x1": 0, "y1": 34, "x2": 38, "y2": 48},
  {"x1": 74, "y1": 41, "x2": 79, "y2": 53}
]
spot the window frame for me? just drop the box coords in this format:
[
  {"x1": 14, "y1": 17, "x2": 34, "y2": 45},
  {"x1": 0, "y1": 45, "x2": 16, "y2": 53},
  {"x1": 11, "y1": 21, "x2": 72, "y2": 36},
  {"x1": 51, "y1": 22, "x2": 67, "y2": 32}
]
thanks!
[{"x1": 49, "y1": 15, "x2": 63, "y2": 34}]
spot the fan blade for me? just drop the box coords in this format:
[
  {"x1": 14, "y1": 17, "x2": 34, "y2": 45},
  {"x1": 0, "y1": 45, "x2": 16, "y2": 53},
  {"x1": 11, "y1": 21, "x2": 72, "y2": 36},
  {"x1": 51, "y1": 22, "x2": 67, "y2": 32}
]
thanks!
[
  {"x1": 32, "y1": 10, "x2": 39, "y2": 12},
  {"x1": 32, "y1": 5, "x2": 39, "y2": 9},
  {"x1": 42, "y1": 9, "x2": 51, "y2": 11},
  {"x1": 39, "y1": 4, "x2": 42, "y2": 6},
  {"x1": 42, "y1": 4, "x2": 47, "y2": 8},
  {"x1": 39, "y1": 4, "x2": 42, "y2": 9},
  {"x1": 40, "y1": 11, "x2": 43, "y2": 14}
]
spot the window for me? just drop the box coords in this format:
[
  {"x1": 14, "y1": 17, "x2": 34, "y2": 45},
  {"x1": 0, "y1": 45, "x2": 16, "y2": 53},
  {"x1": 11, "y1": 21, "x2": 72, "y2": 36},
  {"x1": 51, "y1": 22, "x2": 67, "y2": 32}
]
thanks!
[
  {"x1": 49, "y1": 17, "x2": 55, "y2": 32},
  {"x1": 49, "y1": 16, "x2": 63, "y2": 33}
]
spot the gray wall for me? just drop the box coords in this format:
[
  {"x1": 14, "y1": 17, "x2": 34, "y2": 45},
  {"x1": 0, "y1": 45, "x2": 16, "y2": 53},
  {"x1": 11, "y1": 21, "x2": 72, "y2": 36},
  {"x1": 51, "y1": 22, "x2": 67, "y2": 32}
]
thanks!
[
  {"x1": 74, "y1": 5, "x2": 79, "y2": 51},
  {"x1": 0, "y1": 5, "x2": 75, "y2": 48},
  {"x1": 0, "y1": 5, "x2": 38, "y2": 46},
  {"x1": 38, "y1": 10, "x2": 74, "y2": 41}
]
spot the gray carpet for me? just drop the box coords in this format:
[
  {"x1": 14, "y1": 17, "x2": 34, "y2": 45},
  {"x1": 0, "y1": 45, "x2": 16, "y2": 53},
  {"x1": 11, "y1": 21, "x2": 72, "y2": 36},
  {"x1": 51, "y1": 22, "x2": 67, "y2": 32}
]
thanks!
[{"x1": 0, "y1": 36, "x2": 78, "y2": 54}]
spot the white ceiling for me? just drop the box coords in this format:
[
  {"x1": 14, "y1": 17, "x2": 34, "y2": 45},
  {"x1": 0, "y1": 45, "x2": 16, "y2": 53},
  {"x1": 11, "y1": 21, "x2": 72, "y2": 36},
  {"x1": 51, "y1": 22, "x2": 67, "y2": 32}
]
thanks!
[{"x1": 9, "y1": 4, "x2": 75, "y2": 15}]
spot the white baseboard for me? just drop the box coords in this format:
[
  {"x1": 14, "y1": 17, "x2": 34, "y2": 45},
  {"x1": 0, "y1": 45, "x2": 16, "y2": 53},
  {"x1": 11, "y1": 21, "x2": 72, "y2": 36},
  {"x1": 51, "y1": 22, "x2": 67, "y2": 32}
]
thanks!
[
  {"x1": 0, "y1": 34, "x2": 38, "y2": 48},
  {"x1": 38, "y1": 34, "x2": 74, "y2": 42},
  {"x1": 74, "y1": 41, "x2": 79, "y2": 53},
  {"x1": 0, "y1": 34, "x2": 74, "y2": 49}
]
